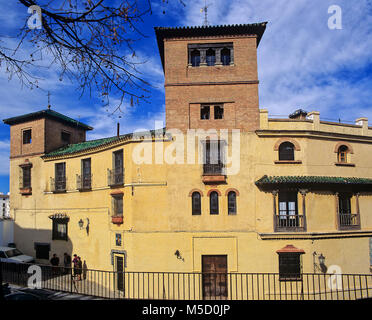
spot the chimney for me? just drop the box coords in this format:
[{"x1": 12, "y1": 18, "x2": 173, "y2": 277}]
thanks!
[{"x1": 117, "y1": 123, "x2": 120, "y2": 137}]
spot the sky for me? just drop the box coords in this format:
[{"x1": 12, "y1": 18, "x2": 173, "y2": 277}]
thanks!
[{"x1": 0, "y1": 0, "x2": 371, "y2": 194}]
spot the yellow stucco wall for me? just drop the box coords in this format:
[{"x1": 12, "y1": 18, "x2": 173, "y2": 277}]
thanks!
[{"x1": 8, "y1": 117, "x2": 372, "y2": 276}]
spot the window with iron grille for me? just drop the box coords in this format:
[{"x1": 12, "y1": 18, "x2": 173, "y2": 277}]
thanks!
[
  {"x1": 55, "y1": 162, "x2": 66, "y2": 191},
  {"x1": 279, "y1": 142, "x2": 295, "y2": 161},
  {"x1": 35, "y1": 243, "x2": 50, "y2": 260},
  {"x1": 278, "y1": 253, "x2": 302, "y2": 280},
  {"x1": 23, "y1": 129, "x2": 32, "y2": 144},
  {"x1": 228, "y1": 191, "x2": 237, "y2": 215},
  {"x1": 203, "y1": 140, "x2": 225, "y2": 175},
  {"x1": 192, "y1": 192, "x2": 201, "y2": 215},
  {"x1": 52, "y1": 219, "x2": 68, "y2": 241},
  {"x1": 81, "y1": 158, "x2": 92, "y2": 189},
  {"x1": 112, "y1": 194, "x2": 123, "y2": 217},
  {"x1": 210, "y1": 191, "x2": 219, "y2": 215},
  {"x1": 113, "y1": 150, "x2": 124, "y2": 184},
  {"x1": 22, "y1": 166, "x2": 31, "y2": 189}
]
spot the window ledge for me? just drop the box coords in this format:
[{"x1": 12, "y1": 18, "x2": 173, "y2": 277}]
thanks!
[
  {"x1": 20, "y1": 187, "x2": 32, "y2": 195},
  {"x1": 335, "y1": 162, "x2": 355, "y2": 167},
  {"x1": 112, "y1": 215, "x2": 123, "y2": 225},
  {"x1": 274, "y1": 160, "x2": 302, "y2": 164},
  {"x1": 202, "y1": 175, "x2": 226, "y2": 184}
]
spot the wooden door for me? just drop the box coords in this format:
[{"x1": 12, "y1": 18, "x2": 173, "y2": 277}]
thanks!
[{"x1": 202, "y1": 255, "x2": 228, "y2": 300}]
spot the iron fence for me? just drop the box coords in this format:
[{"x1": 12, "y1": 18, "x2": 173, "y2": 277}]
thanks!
[{"x1": 1, "y1": 261, "x2": 372, "y2": 300}]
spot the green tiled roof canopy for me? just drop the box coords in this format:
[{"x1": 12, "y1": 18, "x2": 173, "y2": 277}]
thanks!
[
  {"x1": 255, "y1": 175, "x2": 372, "y2": 192},
  {"x1": 3, "y1": 109, "x2": 93, "y2": 130},
  {"x1": 43, "y1": 128, "x2": 167, "y2": 158}
]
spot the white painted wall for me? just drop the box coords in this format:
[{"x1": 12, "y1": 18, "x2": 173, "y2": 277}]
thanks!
[{"x1": 0, "y1": 219, "x2": 14, "y2": 247}]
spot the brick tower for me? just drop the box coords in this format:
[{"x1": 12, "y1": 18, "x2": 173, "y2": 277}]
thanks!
[{"x1": 155, "y1": 23, "x2": 267, "y2": 132}]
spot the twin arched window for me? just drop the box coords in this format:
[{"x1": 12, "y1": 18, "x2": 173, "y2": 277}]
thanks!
[
  {"x1": 191, "y1": 190, "x2": 237, "y2": 215},
  {"x1": 279, "y1": 142, "x2": 295, "y2": 161}
]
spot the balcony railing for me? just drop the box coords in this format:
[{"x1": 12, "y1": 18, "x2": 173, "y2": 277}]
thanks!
[
  {"x1": 76, "y1": 174, "x2": 92, "y2": 190},
  {"x1": 50, "y1": 177, "x2": 66, "y2": 192},
  {"x1": 275, "y1": 214, "x2": 305, "y2": 232},
  {"x1": 338, "y1": 213, "x2": 360, "y2": 230},
  {"x1": 108, "y1": 169, "x2": 124, "y2": 186},
  {"x1": 203, "y1": 163, "x2": 225, "y2": 175}
]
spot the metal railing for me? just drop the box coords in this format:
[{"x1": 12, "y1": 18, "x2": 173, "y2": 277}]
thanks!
[
  {"x1": 50, "y1": 177, "x2": 66, "y2": 192},
  {"x1": 76, "y1": 174, "x2": 92, "y2": 190},
  {"x1": 275, "y1": 214, "x2": 305, "y2": 231},
  {"x1": 107, "y1": 169, "x2": 124, "y2": 186},
  {"x1": 1, "y1": 261, "x2": 372, "y2": 300},
  {"x1": 203, "y1": 163, "x2": 224, "y2": 175},
  {"x1": 338, "y1": 213, "x2": 360, "y2": 228}
]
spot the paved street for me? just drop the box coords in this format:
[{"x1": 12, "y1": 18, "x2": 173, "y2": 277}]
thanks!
[{"x1": 7, "y1": 284, "x2": 104, "y2": 300}]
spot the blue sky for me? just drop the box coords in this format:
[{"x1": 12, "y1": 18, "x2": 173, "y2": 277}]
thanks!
[{"x1": 0, "y1": 0, "x2": 372, "y2": 194}]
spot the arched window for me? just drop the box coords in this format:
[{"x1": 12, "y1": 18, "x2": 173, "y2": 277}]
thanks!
[
  {"x1": 206, "y1": 49, "x2": 215, "y2": 66},
  {"x1": 210, "y1": 191, "x2": 219, "y2": 215},
  {"x1": 228, "y1": 191, "x2": 236, "y2": 215},
  {"x1": 279, "y1": 142, "x2": 295, "y2": 161},
  {"x1": 192, "y1": 192, "x2": 201, "y2": 215},
  {"x1": 337, "y1": 145, "x2": 348, "y2": 163},
  {"x1": 221, "y1": 48, "x2": 231, "y2": 65},
  {"x1": 191, "y1": 50, "x2": 200, "y2": 67}
]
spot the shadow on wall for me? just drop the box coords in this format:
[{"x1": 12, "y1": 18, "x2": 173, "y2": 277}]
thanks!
[{"x1": 12, "y1": 223, "x2": 81, "y2": 268}]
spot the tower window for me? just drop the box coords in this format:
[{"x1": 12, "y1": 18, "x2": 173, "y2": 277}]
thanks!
[
  {"x1": 191, "y1": 49, "x2": 200, "y2": 67},
  {"x1": 23, "y1": 129, "x2": 32, "y2": 144},
  {"x1": 214, "y1": 105, "x2": 224, "y2": 119},
  {"x1": 201, "y1": 105, "x2": 210, "y2": 120},
  {"x1": 206, "y1": 49, "x2": 215, "y2": 66},
  {"x1": 221, "y1": 48, "x2": 231, "y2": 65},
  {"x1": 61, "y1": 131, "x2": 71, "y2": 144}
]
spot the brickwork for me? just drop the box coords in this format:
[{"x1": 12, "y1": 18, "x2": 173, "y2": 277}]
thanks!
[
  {"x1": 163, "y1": 36, "x2": 260, "y2": 132},
  {"x1": 9, "y1": 117, "x2": 86, "y2": 158}
]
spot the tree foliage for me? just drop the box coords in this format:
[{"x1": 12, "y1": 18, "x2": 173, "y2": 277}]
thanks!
[{"x1": 0, "y1": 0, "x2": 169, "y2": 113}]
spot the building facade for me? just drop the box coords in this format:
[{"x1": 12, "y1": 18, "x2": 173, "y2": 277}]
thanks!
[
  {"x1": 0, "y1": 192, "x2": 10, "y2": 219},
  {"x1": 3, "y1": 23, "x2": 372, "y2": 296}
]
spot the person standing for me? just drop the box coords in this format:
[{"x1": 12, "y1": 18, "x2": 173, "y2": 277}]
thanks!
[
  {"x1": 72, "y1": 254, "x2": 79, "y2": 279},
  {"x1": 77, "y1": 256, "x2": 83, "y2": 281},
  {"x1": 63, "y1": 253, "x2": 71, "y2": 275},
  {"x1": 50, "y1": 254, "x2": 60, "y2": 275}
]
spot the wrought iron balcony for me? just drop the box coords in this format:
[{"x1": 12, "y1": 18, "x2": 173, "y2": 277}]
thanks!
[
  {"x1": 107, "y1": 169, "x2": 124, "y2": 187},
  {"x1": 50, "y1": 177, "x2": 66, "y2": 192},
  {"x1": 338, "y1": 213, "x2": 360, "y2": 230},
  {"x1": 203, "y1": 163, "x2": 225, "y2": 175},
  {"x1": 76, "y1": 174, "x2": 92, "y2": 191},
  {"x1": 274, "y1": 214, "x2": 305, "y2": 232}
]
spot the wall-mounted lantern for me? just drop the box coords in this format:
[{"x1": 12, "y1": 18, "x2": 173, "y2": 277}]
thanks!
[
  {"x1": 174, "y1": 250, "x2": 184, "y2": 262},
  {"x1": 78, "y1": 219, "x2": 84, "y2": 229},
  {"x1": 313, "y1": 251, "x2": 327, "y2": 273}
]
